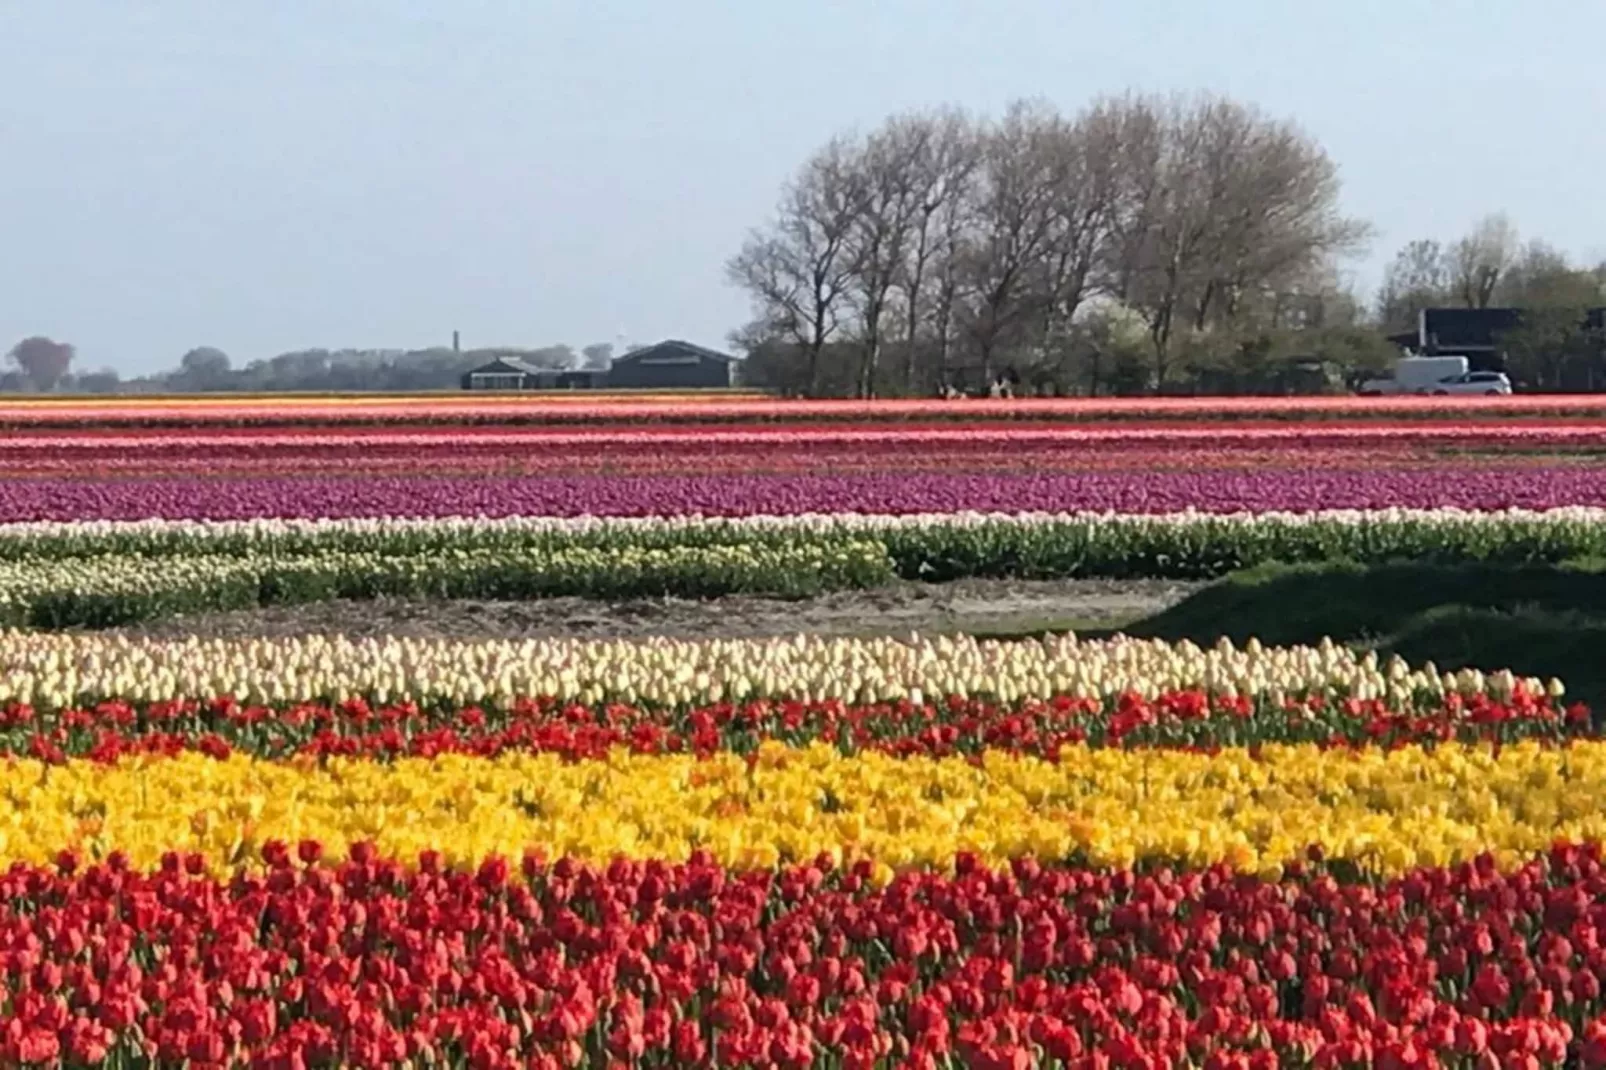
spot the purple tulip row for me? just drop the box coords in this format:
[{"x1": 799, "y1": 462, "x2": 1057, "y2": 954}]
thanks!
[{"x1": 4, "y1": 466, "x2": 1606, "y2": 521}]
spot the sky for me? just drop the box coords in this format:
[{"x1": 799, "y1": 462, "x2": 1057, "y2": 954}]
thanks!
[{"x1": 1, "y1": 1, "x2": 1603, "y2": 377}]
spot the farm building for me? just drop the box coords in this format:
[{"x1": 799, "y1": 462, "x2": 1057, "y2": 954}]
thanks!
[
  {"x1": 607, "y1": 340, "x2": 738, "y2": 389},
  {"x1": 1388, "y1": 307, "x2": 1606, "y2": 371},
  {"x1": 460, "y1": 340, "x2": 739, "y2": 391},
  {"x1": 459, "y1": 357, "x2": 555, "y2": 391},
  {"x1": 554, "y1": 370, "x2": 608, "y2": 390}
]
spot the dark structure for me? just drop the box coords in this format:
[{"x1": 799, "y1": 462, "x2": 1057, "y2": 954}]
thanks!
[
  {"x1": 555, "y1": 370, "x2": 608, "y2": 390},
  {"x1": 460, "y1": 340, "x2": 740, "y2": 391},
  {"x1": 1387, "y1": 307, "x2": 1606, "y2": 372},
  {"x1": 607, "y1": 340, "x2": 738, "y2": 389},
  {"x1": 459, "y1": 357, "x2": 553, "y2": 391}
]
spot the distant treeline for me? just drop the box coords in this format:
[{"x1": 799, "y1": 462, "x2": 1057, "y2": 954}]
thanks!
[{"x1": 1, "y1": 343, "x2": 616, "y2": 395}]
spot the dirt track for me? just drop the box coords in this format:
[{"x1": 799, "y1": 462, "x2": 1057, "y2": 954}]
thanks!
[{"x1": 114, "y1": 578, "x2": 1203, "y2": 642}]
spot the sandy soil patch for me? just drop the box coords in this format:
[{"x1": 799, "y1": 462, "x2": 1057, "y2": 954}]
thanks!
[{"x1": 111, "y1": 578, "x2": 1203, "y2": 642}]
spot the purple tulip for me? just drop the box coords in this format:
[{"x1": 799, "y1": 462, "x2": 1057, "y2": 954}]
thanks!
[{"x1": 4, "y1": 467, "x2": 1606, "y2": 521}]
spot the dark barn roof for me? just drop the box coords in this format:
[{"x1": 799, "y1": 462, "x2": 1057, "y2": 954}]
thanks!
[
  {"x1": 615, "y1": 340, "x2": 737, "y2": 364},
  {"x1": 1420, "y1": 308, "x2": 1522, "y2": 350},
  {"x1": 465, "y1": 356, "x2": 550, "y2": 376},
  {"x1": 1411, "y1": 307, "x2": 1606, "y2": 353}
]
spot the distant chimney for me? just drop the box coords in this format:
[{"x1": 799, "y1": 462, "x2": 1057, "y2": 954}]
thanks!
[{"x1": 452, "y1": 330, "x2": 460, "y2": 353}]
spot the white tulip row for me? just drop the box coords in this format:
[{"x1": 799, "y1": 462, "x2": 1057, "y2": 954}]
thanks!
[
  {"x1": 1, "y1": 505, "x2": 1603, "y2": 547},
  {"x1": 0, "y1": 629, "x2": 1553, "y2": 711}
]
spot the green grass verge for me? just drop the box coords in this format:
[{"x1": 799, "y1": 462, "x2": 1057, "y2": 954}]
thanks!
[
  {"x1": 1126, "y1": 557, "x2": 1606, "y2": 640},
  {"x1": 1372, "y1": 605, "x2": 1606, "y2": 710},
  {"x1": 1122, "y1": 559, "x2": 1606, "y2": 711},
  {"x1": 962, "y1": 559, "x2": 1606, "y2": 711}
]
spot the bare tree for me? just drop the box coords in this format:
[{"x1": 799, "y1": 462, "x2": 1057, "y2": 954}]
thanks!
[
  {"x1": 1109, "y1": 95, "x2": 1232, "y2": 389},
  {"x1": 840, "y1": 118, "x2": 936, "y2": 397},
  {"x1": 1377, "y1": 239, "x2": 1450, "y2": 332},
  {"x1": 6, "y1": 336, "x2": 75, "y2": 392},
  {"x1": 727, "y1": 137, "x2": 867, "y2": 395},
  {"x1": 1098, "y1": 95, "x2": 1167, "y2": 307},
  {"x1": 921, "y1": 170, "x2": 978, "y2": 392},
  {"x1": 1032, "y1": 102, "x2": 1127, "y2": 371},
  {"x1": 1380, "y1": 217, "x2": 1540, "y2": 327},
  {"x1": 889, "y1": 109, "x2": 979, "y2": 390},
  {"x1": 1196, "y1": 112, "x2": 1370, "y2": 326},
  {"x1": 728, "y1": 90, "x2": 1369, "y2": 397},
  {"x1": 1494, "y1": 240, "x2": 1599, "y2": 307},
  {"x1": 953, "y1": 100, "x2": 1067, "y2": 379},
  {"x1": 1110, "y1": 94, "x2": 1367, "y2": 391},
  {"x1": 1448, "y1": 213, "x2": 1518, "y2": 308}
]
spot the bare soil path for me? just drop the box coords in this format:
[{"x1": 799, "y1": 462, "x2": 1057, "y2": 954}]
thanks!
[{"x1": 113, "y1": 578, "x2": 1203, "y2": 642}]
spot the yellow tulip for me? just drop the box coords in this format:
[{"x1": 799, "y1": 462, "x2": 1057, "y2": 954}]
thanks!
[{"x1": 2, "y1": 740, "x2": 1603, "y2": 878}]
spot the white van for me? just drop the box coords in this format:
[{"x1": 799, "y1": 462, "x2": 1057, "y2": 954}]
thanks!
[{"x1": 1358, "y1": 356, "x2": 1471, "y2": 396}]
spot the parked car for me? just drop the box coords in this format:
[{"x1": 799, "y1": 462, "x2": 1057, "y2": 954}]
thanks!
[{"x1": 1429, "y1": 371, "x2": 1513, "y2": 396}]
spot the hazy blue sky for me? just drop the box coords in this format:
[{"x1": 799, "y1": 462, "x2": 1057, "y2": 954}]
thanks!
[{"x1": 2, "y1": 1, "x2": 1603, "y2": 376}]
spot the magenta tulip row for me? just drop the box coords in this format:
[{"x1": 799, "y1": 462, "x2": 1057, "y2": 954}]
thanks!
[{"x1": 5, "y1": 466, "x2": 1606, "y2": 521}]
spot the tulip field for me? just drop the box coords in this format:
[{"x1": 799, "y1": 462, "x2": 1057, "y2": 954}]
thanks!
[{"x1": 9, "y1": 394, "x2": 1606, "y2": 1067}]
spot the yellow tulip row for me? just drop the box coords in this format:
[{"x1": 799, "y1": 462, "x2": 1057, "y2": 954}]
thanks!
[
  {"x1": 0, "y1": 629, "x2": 1553, "y2": 710},
  {"x1": 8, "y1": 740, "x2": 1600, "y2": 879}
]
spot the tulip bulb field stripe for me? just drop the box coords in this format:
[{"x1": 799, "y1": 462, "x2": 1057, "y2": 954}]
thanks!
[
  {"x1": 8, "y1": 741, "x2": 1606, "y2": 878},
  {"x1": 19, "y1": 467, "x2": 1606, "y2": 520},
  {"x1": 2, "y1": 847, "x2": 1604, "y2": 1068},
  {"x1": 11, "y1": 420, "x2": 1606, "y2": 449},
  {"x1": 8, "y1": 689, "x2": 1585, "y2": 765},
  {"x1": 0, "y1": 630, "x2": 1552, "y2": 712},
  {"x1": 0, "y1": 540, "x2": 898, "y2": 628},
  {"x1": 4, "y1": 391, "x2": 1606, "y2": 425},
  {"x1": 9, "y1": 417, "x2": 1606, "y2": 453},
  {"x1": 2, "y1": 510, "x2": 1606, "y2": 591},
  {"x1": 7, "y1": 421, "x2": 1606, "y2": 481},
  {"x1": 0, "y1": 443, "x2": 1503, "y2": 480}
]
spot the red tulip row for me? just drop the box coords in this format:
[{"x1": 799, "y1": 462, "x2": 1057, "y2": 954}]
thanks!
[
  {"x1": 2, "y1": 690, "x2": 1589, "y2": 765},
  {"x1": 6, "y1": 843, "x2": 1606, "y2": 1068}
]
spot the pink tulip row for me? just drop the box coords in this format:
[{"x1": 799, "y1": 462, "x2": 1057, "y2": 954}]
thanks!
[
  {"x1": 10, "y1": 465, "x2": 1606, "y2": 520},
  {"x1": 5, "y1": 393, "x2": 1606, "y2": 427},
  {"x1": 0, "y1": 442, "x2": 1567, "y2": 481},
  {"x1": 8, "y1": 420, "x2": 1606, "y2": 450},
  {"x1": 0, "y1": 452, "x2": 1568, "y2": 478}
]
